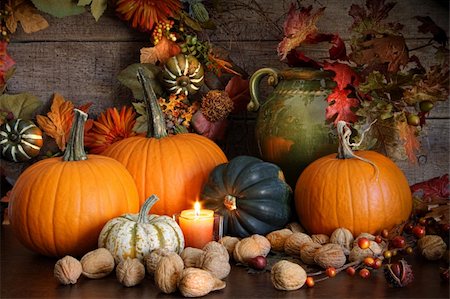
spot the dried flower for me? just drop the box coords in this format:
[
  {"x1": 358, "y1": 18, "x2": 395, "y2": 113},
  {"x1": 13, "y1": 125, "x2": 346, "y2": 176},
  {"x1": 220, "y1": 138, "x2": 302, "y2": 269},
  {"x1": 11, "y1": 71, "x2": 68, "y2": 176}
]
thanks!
[{"x1": 201, "y1": 90, "x2": 233, "y2": 122}]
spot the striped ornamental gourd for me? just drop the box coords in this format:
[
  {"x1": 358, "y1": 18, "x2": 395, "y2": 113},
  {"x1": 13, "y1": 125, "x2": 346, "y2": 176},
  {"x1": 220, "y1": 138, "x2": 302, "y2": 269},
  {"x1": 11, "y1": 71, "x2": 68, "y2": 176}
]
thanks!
[
  {"x1": 98, "y1": 195, "x2": 185, "y2": 263},
  {"x1": 161, "y1": 54, "x2": 204, "y2": 96},
  {"x1": 0, "y1": 119, "x2": 43, "y2": 162}
]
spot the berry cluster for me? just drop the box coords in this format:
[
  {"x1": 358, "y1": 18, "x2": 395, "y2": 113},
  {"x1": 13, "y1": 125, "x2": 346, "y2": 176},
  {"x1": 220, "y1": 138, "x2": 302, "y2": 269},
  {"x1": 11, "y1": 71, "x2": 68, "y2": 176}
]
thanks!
[
  {"x1": 151, "y1": 20, "x2": 178, "y2": 45},
  {"x1": 0, "y1": 6, "x2": 11, "y2": 43}
]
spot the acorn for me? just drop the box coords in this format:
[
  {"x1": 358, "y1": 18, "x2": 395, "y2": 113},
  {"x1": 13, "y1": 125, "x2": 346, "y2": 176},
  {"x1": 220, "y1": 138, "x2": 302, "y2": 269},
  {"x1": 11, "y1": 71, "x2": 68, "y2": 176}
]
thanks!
[{"x1": 384, "y1": 259, "x2": 414, "y2": 288}]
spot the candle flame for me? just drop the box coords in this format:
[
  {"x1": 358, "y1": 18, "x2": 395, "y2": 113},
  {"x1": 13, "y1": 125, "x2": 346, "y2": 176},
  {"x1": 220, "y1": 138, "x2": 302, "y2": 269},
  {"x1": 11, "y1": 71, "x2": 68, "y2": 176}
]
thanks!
[{"x1": 194, "y1": 201, "x2": 200, "y2": 216}]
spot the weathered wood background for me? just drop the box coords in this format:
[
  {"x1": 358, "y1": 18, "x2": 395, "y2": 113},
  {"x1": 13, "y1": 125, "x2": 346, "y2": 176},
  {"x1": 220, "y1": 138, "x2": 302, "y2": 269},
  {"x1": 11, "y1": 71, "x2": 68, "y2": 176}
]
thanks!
[{"x1": 5, "y1": 0, "x2": 450, "y2": 184}]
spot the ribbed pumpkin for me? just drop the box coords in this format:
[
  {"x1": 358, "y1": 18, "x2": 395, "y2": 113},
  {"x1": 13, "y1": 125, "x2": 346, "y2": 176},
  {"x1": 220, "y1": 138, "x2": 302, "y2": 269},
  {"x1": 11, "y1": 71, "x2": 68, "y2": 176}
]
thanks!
[
  {"x1": 294, "y1": 121, "x2": 412, "y2": 237},
  {"x1": 200, "y1": 155, "x2": 292, "y2": 238},
  {"x1": 8, "y1": 109, "x2": 140, "y2": 257},
  {"x1": 161, "y1": 54, "x2": 204, "y2": 95},
  {"x1": 98, "y1": 195, "x2": 184, "y2": 263},
  {"x1": 0, "y1": 119, "x2": 43, "y2": 162},
  {"x1": 103, "y1": 68, "x2": 227, "y2": 216}
]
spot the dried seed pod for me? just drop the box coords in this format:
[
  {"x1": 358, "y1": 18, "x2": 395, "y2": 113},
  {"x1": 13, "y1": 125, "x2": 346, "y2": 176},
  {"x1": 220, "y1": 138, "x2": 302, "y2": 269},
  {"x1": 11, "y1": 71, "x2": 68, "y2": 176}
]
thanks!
[
  {"x1": 178, "y1": 268, "x2": 226, "y2": 297},
  {"x1": 284, "y1": 232, "x2": 314, "y2": 257},
  {"x1": 384, "y1": 259, "x2": 414, "y2": 288},
  {"x1": 54, "y1": 256, "x2": 82, "y2": 285},
  {"x1": 330, "y1": 227, "x2": 354, "y2": 255},
  {"x1": 299, "y1": 242, "x2": 322, "y2": 265},
  {"x1": 116, "y1": 258, "x2": 145, "y2": 287},
  {"x1": 271, "y1": 260, "x2": 307, "y2": 291},
  {"x1": 266, "y1": 229, "x2": 293, "y2": 252},
  {"x1": 219, "y1": 236, "x2": 240, "y2": 257},
  {"x1": 80, "y1": 248, "x2": 115, "y2": 279},
  {"x1": 418, "y1": 235, "x2": 447, "y2": 261},
  {"x1": 180, "y1": 247, "x2": 204, "y2": 268},
  {"x1": 311, "y1": 234, "x2": 330, "y2": 245},
  {"x1": 314, "y1": 243, "x2": 346, "y2": 269},
  {"x1": 144, "y1": 248, "x2": 171, "y2": 275},
  {"x1": 154, "y1": 252, "x2": 184, "y2": 294},
  {"x1": 233, "y1": 234, "x2": 271, "y2": 264}
]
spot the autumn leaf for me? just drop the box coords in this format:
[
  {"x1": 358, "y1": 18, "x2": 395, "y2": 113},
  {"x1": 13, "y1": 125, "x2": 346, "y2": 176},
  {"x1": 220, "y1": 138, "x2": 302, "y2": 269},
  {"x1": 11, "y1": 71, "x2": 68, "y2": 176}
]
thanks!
[
  {"x1": 397, "y1": 119, "x2": 420, "y2": 163},
  {"x1": 324, "y1": 62, "x2": 360, "y2": 90},
  {"x1": 325, "y1": 88, "x2": 359, "y2": 125},
  {"x1": 0, "y1": 93, "x2": 42, "y2": 120},
  {"x1": 31, "y1": 0, "x2": 85, "y2": 18},
  {"x1": 224, "y1": 76, "x2": 250, "y2": 113},
  {"x1": 348, "y1": 0, "x2": 401, "y2": 34},
  {"x1": 36, "y1": 93, "x2": 92, "y2": 151},
  {"x1": 0, "y1": 42, "x2": 16, "y2": 92},
  {"x1": 411, "y1": 174, "x2": 449, "y2": 200},
  {"x1": 6, "y1": 0, "x2": 49, "y2": 34},
  {"x1": 277, "y1": 4, "x2": 325, "y2": 60},
  {"x1": 403, "y1": 65, "x2": 449, "y2": 105},
  {"x1": 415, "y1": 16, "x2": 448, "y2": 47},
  {"x1": 140, "y1": 36, "x2": 181, "y2": 65},
  {"x1": 286, "y1": 50, "x2": 322, "y2": 69}
]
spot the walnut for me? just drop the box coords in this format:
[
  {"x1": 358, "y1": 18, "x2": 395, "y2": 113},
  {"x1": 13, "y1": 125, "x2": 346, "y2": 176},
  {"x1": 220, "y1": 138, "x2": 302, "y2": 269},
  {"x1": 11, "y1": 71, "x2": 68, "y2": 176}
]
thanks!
[
  {"x1": 178, "y1": 268, "x2": 226, "y2": 297},
  {"x1": 180, "y1": 247, "x2": 204, "y2": 268},
  {"x1": 286, "y1": 222, "x2": 306, "y2": 233},
  {"x1": 330, "y1": 227, "x2": 354, "y2": 255},
  {"x1": 154, "y1": 252, "x2": 185, "y2": 294},
  {"x1": 219, "y1": 236, "x2": 240, "y2": 257},
  {"x1": 80, "y1": 248, "x2": 115, "y2": 279},
  {"x1": 353, "y1": 233, "x2": 376, "y2": 244},
  {"x1": 54, "y1": 255, "x2": 82, "y2": 285},
  {"x1": 311, "y1": 234, "x2": 330, "y2": 245},
  {"x1": 266, "y1": 229, "x2": 293, "y2": 252},
  {"x1": 271, "y1": 260, "x2": 307, "y2": 291},
  {"x1": 299, "y1": 242, "x2": 322, "y2": 265},
  {"x1": 116, "y1": 258, "x2": 145, "y2": 287},
  {"x1": 203, "y1": 241, "x2": 229, "y2": 261},
  {"x1": 196, "y1": 250, "x2": 231, "y2": 279},
  {"x1": 284, "y1": 232, "x2": 314, "y2": 257},
  {"x1": 314, "y1": 243, "x2": 346, "y2": 269},
  {"x1": 233, "y1": 234, "x2": 271, "y2": 264},
  {"x1": 144, "y1": 248, "x2": 171, "y2": 275},
  {"x1": 349, "y1": 241, "x2": 382, "y2": 262},
  {"x1": 418, "y1": 235, "x2": 447, "y2": 261}
]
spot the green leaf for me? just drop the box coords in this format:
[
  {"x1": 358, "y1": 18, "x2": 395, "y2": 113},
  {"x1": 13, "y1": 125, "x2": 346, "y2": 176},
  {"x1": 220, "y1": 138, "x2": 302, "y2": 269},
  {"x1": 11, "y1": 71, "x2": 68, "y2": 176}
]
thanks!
[
  {"x1": 131, "y1": 102, "x2": 148, "y2": 134},
  {"x1": 0, "y1": 93, "x2": 43, "y2": 120},
  {"x1": 31, "y1": 0, "x2": 85, "y2": 18},
  {"x1": 117, "y1": 63, "x2": 163, "y2": 101},
  {"x1": 90, "y1": 0, "x2": 107, "y2": 21},
  {"x1": 77, "y1": 0, "x2": 92, "y2": 6}
]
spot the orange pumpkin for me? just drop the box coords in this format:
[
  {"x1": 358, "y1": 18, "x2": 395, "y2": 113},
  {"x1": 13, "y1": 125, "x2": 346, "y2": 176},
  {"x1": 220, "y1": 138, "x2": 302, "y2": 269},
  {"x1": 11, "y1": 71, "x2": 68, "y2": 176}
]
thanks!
[
  {"x1": 8, "y1": 109, "x2": 140, "y2": 257},
  {"x1": 294, "y1": 121, "x2": 412, "y2": 236},
  {"x1": 103, "y1": 68, "x2": 227, "y2": 216}
]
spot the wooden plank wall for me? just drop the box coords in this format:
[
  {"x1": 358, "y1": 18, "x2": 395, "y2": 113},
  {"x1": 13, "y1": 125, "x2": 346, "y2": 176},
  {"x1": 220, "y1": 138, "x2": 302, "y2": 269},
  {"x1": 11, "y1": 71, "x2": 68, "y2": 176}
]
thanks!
[{"x1": 5, "y1": 0, "x2": 449, "y2": 184}]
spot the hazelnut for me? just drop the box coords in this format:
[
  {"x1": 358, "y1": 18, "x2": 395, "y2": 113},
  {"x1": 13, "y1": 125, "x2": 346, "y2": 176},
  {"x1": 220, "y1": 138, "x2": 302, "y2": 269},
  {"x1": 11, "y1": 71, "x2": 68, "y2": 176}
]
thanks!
[
  {"x1": 116, "y1": 258, "x2": 145, "y2": 287},
  {"x1": 418, "y1": 235, "x2": 447, "y2": 261},
  {"x1": 80, "y1": 248, "x2": 115, "y2": 279},
  {"x1": 54, "y1": 255, "x2": 82, "y2": 285}
]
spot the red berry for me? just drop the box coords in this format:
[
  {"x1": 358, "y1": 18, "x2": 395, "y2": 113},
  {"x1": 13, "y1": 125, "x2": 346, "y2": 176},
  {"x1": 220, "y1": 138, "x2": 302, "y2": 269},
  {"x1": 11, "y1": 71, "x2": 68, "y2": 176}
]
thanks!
[
  {"x1": 391, "y1": 236, "x2": 406, "y2": 248},
  {"x1": 440, "y1": 223, "x2": 450, "y2": 233},
  {"x1": 346, "y1": 266, "x2": 356, "y2": 276},
  {"x1": 418, "y1": 217, "x2": 427, "y2": 226},
  {"x1": 358, "y1": 237, "x2": 370, "y2": 249},
  {"x1": 412, "y1": 225, "x2": 426, "y2": 238},
  {"x1": 306, "y1": 277, "x2": 315, "y2": 287},
  {"x1": 364, "y1": 257, "x2": 375, "y2": 267},
  {"x1": 359, "y1": 268, "x2": 371, "y2": 279},
  {"x1": 381, "y1": 229, "x2": 389, "y2": 238},
  {"x1": 374, "y1": 235, "x2": 383, "y2": 243},
  {"x1": 403, "y1": 222, "x2": 414, "y2": 233},
  {"x1": 247, "y1": 256, "x2": 267, "y2": 270},
  {"x1": 326, "y1": 267, "x2": 337, "y2": 278},
  {"x1": 373, "y1": 258, "x2": 383, "y2": 269}
]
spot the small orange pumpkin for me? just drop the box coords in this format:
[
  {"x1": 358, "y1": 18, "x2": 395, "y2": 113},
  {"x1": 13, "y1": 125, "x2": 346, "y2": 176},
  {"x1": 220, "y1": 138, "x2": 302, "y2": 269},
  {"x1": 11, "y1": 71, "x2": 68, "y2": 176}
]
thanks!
[
  {"x1": 8, "y1": 109, "x2": 140, "y2": 257},
  {"x1": 294, "y1": 121, "x2": 412, "y2": 236},
  {"x1": 103, "y1": 68, "x2": 227, "y2": 216}
]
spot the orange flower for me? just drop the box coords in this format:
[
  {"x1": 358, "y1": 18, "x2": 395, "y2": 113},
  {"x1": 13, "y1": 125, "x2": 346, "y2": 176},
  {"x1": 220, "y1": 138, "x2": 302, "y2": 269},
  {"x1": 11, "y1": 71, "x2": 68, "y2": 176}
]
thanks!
[
  {"x1": 115, "y1": 0, "x2": 182, "y2": 32},
  {"x1": 85, "y1": 106, "x2": 137, "y2": 154}
]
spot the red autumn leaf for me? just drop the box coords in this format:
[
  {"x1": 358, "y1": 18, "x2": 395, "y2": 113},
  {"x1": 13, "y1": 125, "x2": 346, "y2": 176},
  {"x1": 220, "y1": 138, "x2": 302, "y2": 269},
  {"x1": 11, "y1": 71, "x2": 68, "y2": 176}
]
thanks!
[
  {"x1": 277, "y1": 4, "x2": 325, "y2": 60},
  {"x1": 397, "y1": 120, "x2": 420, "y2": 163},
  {"x1": 0, "y1": 41, "x2": 15, "y2": 89},
  {"x1": 224, "y1": 76, "x2": 250, "y2": 113},
  {"x1": 286, "y1": 50, "x2": 322, "y2": 69},
  {"x1": 411, "y1": 174, "x2": 449, "y2": 200},
  {"x1": 140, "y1": 36, "x2": 181, "y2": 65},
  {"x1": 325, "y1": 88, "x2": 359, "y2": 125},
  {"x1": 329, "y1": 35, "x2": 347, "y2": 60},
  {"x1": 191, "y1": 110, "x2": 228, "y2": 141},
  {"x1": 324, "y1": 62, "x2": 360, "y2": 89}
]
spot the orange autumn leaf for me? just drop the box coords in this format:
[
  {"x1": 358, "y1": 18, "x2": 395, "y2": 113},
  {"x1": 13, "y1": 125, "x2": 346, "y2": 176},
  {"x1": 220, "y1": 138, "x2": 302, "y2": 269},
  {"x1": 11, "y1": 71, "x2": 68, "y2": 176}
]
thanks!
[
  {"x1": 36, "y1": 93, "x2": 92, "y2": 151},
  {"x1": 6, "y1": 0, "x2": 49, "y2": 34},
  {"x1": 398, "y1": 120, "x2": 420, "y2": 163},
  {"x1": 140, "y1": 36, "x2": 181, "y2": 64}
]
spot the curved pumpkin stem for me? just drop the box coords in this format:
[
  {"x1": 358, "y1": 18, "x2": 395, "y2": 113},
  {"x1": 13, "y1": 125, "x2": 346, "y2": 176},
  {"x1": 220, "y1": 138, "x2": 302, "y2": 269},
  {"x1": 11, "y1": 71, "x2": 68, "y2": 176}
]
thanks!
[
  {"x1": 137, "y1": 68, "x2": 168, "y2": 139},
  {"x1": 63, "y1": 109, "x2": 88, "y2": 161},
  {"x1": 137, "y1": 195, "x2": 159, "y2": 222},
  {"x1": 336, "y1": 120, "x2": 379, "y2": 179}
]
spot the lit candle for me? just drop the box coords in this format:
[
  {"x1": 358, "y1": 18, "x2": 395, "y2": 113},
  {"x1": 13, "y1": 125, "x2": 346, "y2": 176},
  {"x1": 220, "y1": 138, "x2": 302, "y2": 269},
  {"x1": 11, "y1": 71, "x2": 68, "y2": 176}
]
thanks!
[{"x1": 179, "y1": 202, "x2": 214, "y2": 249}]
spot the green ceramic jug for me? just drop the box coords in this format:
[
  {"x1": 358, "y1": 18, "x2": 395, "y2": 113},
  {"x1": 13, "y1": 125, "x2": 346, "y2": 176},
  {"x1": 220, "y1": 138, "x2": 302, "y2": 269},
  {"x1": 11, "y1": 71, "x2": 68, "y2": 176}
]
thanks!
[{"x1": 248, "y1": 67, "x2": 338, "y2": 187}]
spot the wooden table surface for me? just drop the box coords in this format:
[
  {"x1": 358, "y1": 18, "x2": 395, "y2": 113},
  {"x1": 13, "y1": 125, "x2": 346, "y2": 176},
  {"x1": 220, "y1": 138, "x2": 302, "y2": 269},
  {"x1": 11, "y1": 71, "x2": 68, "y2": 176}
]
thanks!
[{"x1": 1, "y1": 225, "x2": 449, "y2": 299}]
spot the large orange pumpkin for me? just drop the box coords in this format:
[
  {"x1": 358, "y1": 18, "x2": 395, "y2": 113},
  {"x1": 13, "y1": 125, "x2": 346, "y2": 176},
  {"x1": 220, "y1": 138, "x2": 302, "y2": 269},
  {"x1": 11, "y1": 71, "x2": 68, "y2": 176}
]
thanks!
[
  {"x1": 103, "y1": 68, "x2": 227, "y2": 216},
  {"x1": 8, "y1": 110, "x2": 140, "y2": 257},
  {"x1": 294, "y1": 121, "x2": 412, "y2": 236}
]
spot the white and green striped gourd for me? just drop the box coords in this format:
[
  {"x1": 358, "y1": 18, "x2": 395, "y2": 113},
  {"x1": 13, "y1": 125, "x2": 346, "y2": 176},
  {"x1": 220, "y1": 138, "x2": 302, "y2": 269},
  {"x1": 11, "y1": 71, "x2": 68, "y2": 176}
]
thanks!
[
  {"x1": 161, "y1": 54, "x2": 204, "y2": 96},
  {"x1": 0, "y1": 119, "x2": 43, "y2": 162}
]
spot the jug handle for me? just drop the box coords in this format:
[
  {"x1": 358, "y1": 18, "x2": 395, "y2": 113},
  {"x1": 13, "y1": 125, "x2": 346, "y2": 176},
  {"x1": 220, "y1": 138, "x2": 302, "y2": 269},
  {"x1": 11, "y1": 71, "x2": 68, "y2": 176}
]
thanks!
[{"x1": 248, "y1": 67, "x2": 280, "y2": 112}]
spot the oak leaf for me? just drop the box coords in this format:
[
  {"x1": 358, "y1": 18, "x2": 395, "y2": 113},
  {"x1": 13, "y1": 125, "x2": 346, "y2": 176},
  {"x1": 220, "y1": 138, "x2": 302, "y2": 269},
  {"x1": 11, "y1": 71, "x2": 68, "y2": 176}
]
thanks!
[
  {"x1": 324, "y1": 62, "x2": 360, "y2": 90},
  {"x1": 397, "y1": 119, "x2": 420, "y2": 163},
  {"x1": 325, "y1": 88, "x2": 359, "y2": 125},
  {"x1": 140, "y1": 37, "x2": 181, "y2": 65}
]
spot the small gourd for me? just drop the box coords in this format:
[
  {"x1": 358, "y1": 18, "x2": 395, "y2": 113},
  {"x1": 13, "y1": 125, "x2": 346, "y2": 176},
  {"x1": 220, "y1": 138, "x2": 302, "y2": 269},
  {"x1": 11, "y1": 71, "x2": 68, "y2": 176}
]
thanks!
[
  {"x1": 161, "y1": 54, "x2": 204, "y2": 95},
  {"x1": 98, "y1": 195, "x2": 185, "y2": 263},
  {"x1": 0, "y1": 119, "x2": 43, "y2": 162}
]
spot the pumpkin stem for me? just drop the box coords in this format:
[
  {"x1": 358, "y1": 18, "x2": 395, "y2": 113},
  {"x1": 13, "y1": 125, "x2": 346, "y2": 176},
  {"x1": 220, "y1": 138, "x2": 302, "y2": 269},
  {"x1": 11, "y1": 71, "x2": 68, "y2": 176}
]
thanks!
[
  {"x1": 137, "y1": 195, "x2": 159, "y2": 223},
  {"x1": 336, "y1": 120, "x2": 379, "y2": 179},
  {"x1": 224, "y1": 195, "x2": 237, "y2": 211},
  {"x1": 63, "y1": 109, "x2": 88, "y2": 161},
  {"x1": 137, "y1": 68, "x2": 168, "y2": 139}
]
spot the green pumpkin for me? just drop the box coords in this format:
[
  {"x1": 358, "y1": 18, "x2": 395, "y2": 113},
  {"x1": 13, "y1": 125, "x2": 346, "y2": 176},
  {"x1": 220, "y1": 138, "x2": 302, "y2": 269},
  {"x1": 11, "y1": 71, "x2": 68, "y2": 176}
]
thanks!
[
  {"x1": 98, "y1": 195, "x2": 185, "y2": 263},
  {"x1": 161, "y1": 54, "x2": 204, "y2": 96},
  {"x1": 200, "y1": 155, "x2": 292, "y2": 238},
  {"x1": 0, "y1": 119, "x2": 43, "y2": 162}
]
